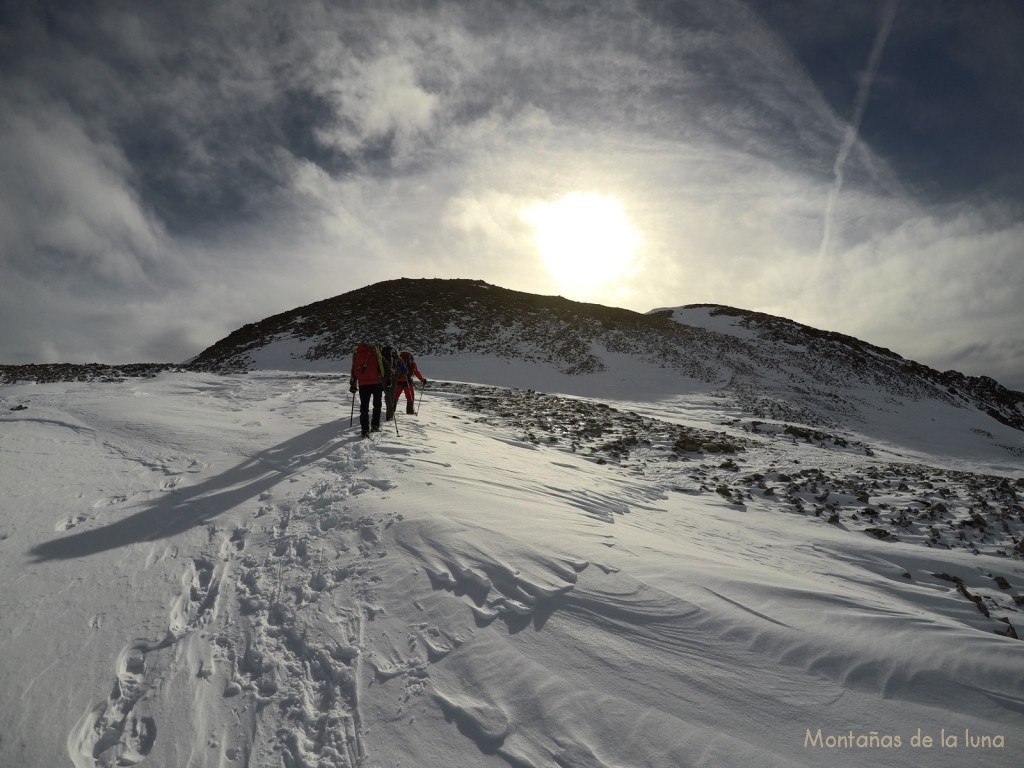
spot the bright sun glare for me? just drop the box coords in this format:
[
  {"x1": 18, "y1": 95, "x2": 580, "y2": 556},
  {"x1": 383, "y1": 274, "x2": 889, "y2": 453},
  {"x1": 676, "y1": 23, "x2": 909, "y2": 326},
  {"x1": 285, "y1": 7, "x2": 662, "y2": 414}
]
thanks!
[{"x1": 523, "y1": 192, "x2": 639, "y2": 294}]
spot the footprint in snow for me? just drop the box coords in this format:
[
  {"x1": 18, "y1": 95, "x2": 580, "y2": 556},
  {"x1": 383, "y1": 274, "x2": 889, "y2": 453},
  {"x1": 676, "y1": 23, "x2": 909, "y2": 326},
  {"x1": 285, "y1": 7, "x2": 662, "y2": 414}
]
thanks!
[
  {"x1": 168, "y1": 558, "x2": 220, "y2": 639},
  {"x1": 159, "y1": 475, "x2": 181, "y2": 491},
  {"x1": 91, "y1": 495, "x2": 128, "y2": 509},
  {"x1": 56, "y1": 513, "x2": 87, "y2": 531},
  {"x1": 68, "y1": 639, "x2": 159, "y2": 767}
]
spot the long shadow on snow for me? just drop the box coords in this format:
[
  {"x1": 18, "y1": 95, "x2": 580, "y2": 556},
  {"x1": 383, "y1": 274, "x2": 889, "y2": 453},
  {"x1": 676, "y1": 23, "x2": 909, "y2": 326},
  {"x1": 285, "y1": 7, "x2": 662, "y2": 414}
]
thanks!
[{"x1": 28, "y1": 419, "x2": 356, "y2": 562}]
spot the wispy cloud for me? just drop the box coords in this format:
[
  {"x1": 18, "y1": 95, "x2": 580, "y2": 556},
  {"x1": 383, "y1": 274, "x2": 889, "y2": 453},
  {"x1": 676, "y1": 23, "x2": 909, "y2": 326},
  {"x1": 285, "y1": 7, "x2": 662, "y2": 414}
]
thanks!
[{"x1": 817, "y1": 0, "x2": 899, "y2": 264}]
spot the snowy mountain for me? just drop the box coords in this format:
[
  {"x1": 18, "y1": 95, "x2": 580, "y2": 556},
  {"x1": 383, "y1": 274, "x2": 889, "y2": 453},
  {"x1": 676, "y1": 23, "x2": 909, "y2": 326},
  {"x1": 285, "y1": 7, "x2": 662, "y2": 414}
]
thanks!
[
  {"x1": 184, "y1": 277, "x2": 1023, "y2": 456},
  {"x1": 1, "y1": 279, "x2": 1023, "y2": 767}
]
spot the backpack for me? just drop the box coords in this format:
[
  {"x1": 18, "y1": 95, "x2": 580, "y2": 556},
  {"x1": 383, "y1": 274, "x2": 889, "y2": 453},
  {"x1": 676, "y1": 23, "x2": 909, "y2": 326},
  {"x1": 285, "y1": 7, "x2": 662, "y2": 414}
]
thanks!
[
  {"x1": 396, "y1": 351, "x2": 415, "y2": 380},
  {"x1": 352, "y1": 343, "x2": 383, "y2": 386}
]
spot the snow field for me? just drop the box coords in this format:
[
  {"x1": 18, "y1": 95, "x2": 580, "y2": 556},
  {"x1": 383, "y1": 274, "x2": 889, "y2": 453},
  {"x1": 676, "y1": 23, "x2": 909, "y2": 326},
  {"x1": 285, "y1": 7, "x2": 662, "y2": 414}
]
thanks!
[{"x1": 0, "y1": 371, "x2": 1021, "y2": 767}]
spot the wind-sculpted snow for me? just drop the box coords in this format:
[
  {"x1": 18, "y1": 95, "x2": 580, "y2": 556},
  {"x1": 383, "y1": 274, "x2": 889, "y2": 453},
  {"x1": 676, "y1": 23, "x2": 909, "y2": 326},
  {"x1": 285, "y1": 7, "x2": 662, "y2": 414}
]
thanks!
[
  {"x1": 444, "y1": 382, "x2": 1024, "y2": 563},
  {"x1": 0, "y1": 371, "x2": 1021, "y2": 767}
]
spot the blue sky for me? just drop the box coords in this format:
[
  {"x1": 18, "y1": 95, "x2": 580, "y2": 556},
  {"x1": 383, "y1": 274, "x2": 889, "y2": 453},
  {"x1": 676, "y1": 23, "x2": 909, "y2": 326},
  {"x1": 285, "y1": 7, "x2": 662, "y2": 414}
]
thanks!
[{"x1": 1, "y1": 0, "x2": 1022, "y2": 389}]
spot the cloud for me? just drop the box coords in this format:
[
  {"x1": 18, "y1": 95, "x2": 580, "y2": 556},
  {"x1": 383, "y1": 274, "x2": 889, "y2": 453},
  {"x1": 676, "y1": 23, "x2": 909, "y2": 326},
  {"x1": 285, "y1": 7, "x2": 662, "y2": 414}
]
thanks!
[
  {"x1": 728, "y1": 200, "x2": 1024, "y2": 388},
  {"x1": 834, "y1": 208, "x2": 1024, "y2": 388},
  {"x1": 0, "y1": 0, "x2": 1020, "y2": 389},
  {"x1": 314, "y1": 54, "x2": 440, "y2": 158},
  {"x1": 0, "y1": 99, "x2": 165, "y2": 291}
]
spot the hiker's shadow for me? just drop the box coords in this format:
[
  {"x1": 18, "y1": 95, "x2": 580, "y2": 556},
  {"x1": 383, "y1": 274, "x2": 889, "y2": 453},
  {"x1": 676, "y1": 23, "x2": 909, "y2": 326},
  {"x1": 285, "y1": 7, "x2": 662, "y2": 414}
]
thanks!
[{"x1": 28, "y1": 419, "x2": 357, "y2": 562}]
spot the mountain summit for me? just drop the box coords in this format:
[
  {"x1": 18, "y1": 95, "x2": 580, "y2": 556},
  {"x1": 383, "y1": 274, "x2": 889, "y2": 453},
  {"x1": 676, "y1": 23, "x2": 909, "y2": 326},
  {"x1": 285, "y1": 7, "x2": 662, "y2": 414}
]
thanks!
[
  {"x1": 191, "y1": 278, "x2": 690, "y2": 376},
  {"x1": 191, "y1": 278, "x2": 1023, "y2": 440}
]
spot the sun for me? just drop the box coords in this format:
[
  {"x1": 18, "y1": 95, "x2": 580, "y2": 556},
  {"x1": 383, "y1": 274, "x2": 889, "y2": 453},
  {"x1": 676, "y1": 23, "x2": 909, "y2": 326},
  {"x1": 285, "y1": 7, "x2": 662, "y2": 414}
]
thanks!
[{"x1": 522, "y1": 192, "x2": 640, "y2": 294}]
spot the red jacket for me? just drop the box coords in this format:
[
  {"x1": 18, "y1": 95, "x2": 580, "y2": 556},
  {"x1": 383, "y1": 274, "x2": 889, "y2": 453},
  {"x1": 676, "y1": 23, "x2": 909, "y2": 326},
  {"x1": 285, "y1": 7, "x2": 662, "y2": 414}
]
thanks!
[{"x1": 351, "y1": 344, "x2": 384, "y2": 387}]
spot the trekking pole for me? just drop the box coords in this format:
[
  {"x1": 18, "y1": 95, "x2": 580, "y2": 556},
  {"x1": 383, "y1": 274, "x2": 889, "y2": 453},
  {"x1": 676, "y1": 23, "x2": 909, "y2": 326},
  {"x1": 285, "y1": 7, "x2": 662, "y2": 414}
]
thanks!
[
  {"x1": 349, "y1": 390, "x2": 355, "y2": 427},
  {"x1": 392, "y1": 407, "x2": 400, "y2": 437},
  {"x1": 416, "y1": 381, "x2": 426, "y2": 415}
]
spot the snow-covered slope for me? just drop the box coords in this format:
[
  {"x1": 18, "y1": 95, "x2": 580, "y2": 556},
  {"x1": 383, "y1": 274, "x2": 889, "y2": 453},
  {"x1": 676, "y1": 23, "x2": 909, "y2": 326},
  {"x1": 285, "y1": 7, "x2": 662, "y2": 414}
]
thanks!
[
  {"x1": 181, "y1": 279, "x2": 1024, "y2": 448},
  {"x1": 1, "y1": 371, "x2": 1021, "y2": 767}
]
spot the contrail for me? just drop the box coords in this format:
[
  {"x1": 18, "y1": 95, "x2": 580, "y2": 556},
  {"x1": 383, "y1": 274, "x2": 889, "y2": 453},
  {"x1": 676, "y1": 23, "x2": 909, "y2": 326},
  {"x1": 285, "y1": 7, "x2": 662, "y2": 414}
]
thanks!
[{"x1": 818, "y1": 0, "x2": 898, "y2": 263}]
